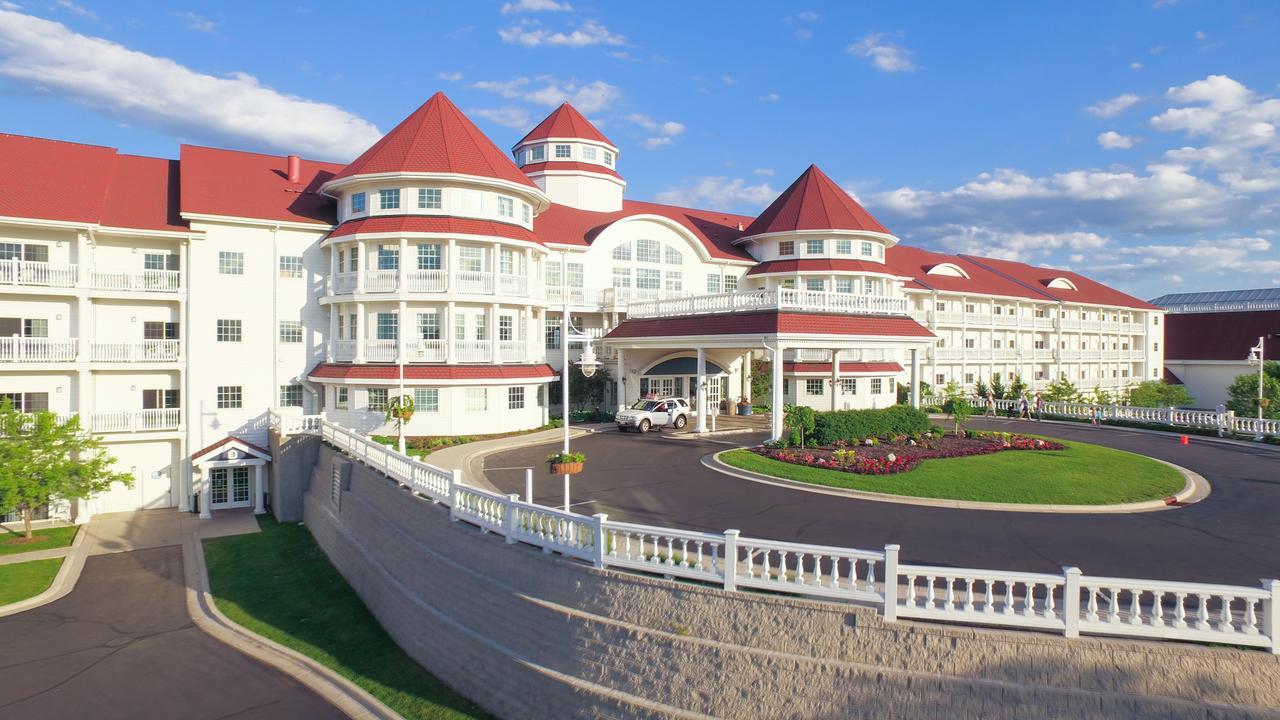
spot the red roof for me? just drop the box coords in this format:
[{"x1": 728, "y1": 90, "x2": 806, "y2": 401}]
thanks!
[
  {"x1": 535, "y1": 200, "x2": 754, "y2": 261},
  {"x1": 783, "y1": 361, "x2": 905, "y2": 374},
  {"x1": 885, "y1": 246, "x2": 1054, "y2": 301},
  {"x1": 1164, "y1": 310, "x2": 1280, "y2": 361},
  {"x1": 961, "y1": 255, "x2": 1161, "y2": 310},
  {"x1": 742, "y1": 165, "x2": 889, "y2": 238},
  {"x1": 746, "y1": 258, "x2": 893, "y2": 276},
  {"x1": 517, "y1": 103, "x2": 614, "y2": 147},
  {"x1": 333, "y1": 93, "x2": 537, "y2": 189},
  {"x1": 101, "y1": 155, "x2": 186, "y2": 231},
  {"x1": 520, "y1": 161, "x2": 622, "y2": 180},
  {"x1": 191, "y1": 435, "x2": 270, "y2": 461},
  {"x1": 180, "y1": 144, "x2": 342, "y2": 225},
  {"x1": 329, "y1": 215, "x2": 539, "y2": 244},
  {"x1": 308, "y1": 363, "x2": 558, "y2": 381},
  {"x1": 606, "y1": 311, "x2": 934, "y2": 339}
]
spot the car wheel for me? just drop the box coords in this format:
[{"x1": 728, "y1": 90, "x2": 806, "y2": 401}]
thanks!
[
  {"x1": 673, "y1": 414, "x2": 688, "y2": 429},
  {"x1": 639, "y1": 419, "x2": 651, "y2": 433}
]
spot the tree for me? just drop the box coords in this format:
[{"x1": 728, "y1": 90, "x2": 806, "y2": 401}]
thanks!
[
  {"x1": 941, "y1": 379, "x2": 964, "y2": 400},
  {"x1": 896, "y1": 380, "x2": 932, "y2": 405},
  {"x1": 1043, "y1": 374, "x2": 1081, "y2": 402},
  {"x1": 751, "y1": 356, "x2": 772, "y2": 405},
  {"x1": 943, "y1": 397, "x2": 973, "y2": 436},
  {"x1": 782, "y1": 404, "x2": 816, "y2": 447},
  {"x1": 974, "y1": 377, "x2": 991, "y2": 400},
  {"x1": 0, "y1": 403, "x2": 131, "y2": 540},
  {"x1": 1127, "y1": 380, "x2": 1195, "y2": 408},
  {"x1": 1089, "y1": 386, "x2": 1113, "y2": 405},
  {"x1": 1226, "y1": 361, "x2": 1280, "y2": 420},
  {"x1": 1009, "y1": 373, "x2": 1027, "y2": 400},
  {"x1": 991, "y1": 373, "x2": 1007, "y2": 400}
]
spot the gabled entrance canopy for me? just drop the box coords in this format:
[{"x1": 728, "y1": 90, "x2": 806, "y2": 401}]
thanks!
[{"x1": 191, "y1": 436, "x2": 272, "y2": 519}]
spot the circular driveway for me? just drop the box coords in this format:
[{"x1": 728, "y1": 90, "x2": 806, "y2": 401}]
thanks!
[{"x1": 484, "y1": 418, "x2": 1280, "y2": 587}]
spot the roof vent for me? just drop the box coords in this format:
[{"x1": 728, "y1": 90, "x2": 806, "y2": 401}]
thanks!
[
  {"x1": 287, "y1": 155, "x2": 301, "y2": 183},
  {"x1": 737, "y1": 222, "x2": 743, "y2": 231}
]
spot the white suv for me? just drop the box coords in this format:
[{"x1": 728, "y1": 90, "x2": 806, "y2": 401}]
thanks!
[{"x1": 616, "y1": 398, "x2": 691, "y2": 433}]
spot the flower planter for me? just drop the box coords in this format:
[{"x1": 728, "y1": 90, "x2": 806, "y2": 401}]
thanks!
[
  {"x1": 737, "y1": 403, "x2": 753, "y2": 416},
  {"x1": 550, "y1": 461, "x2": 584, "y2": 475}
]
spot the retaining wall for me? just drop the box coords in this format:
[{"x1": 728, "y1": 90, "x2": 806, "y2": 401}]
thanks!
[{"x1": 300, "y1": 441, "x2": 1280, "y2": 719}]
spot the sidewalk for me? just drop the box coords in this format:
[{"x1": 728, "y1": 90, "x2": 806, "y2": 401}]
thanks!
[{"x1": 426, "y1": 422, "x2": 614, "y2": 490}]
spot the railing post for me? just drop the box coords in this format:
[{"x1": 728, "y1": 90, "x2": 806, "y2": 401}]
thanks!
[
  {"x1": 506, "y1": 494, "x2": 519, "y2": 544},
  {"x1": 448, "y1": 468, "x2": 463, "y2": 521},
  {"x1": 1063, "y1": 566, "x2": 1081, "y2": 638},
  {"x1": 884, "y1": 544, "x2": 900, "y2": 622},
  {"x1": 723, "y1": 529, "x2": 739, "y2": 591},
  {"x1": 1265, "y1": 579, "x2": 1280, "y2": 655},
  {"x1": 592, "y1": 513, "x2": 608, "y2": 569},
  {"x1": 524, "y1": 468, "x2": 533, "y2": 503}
]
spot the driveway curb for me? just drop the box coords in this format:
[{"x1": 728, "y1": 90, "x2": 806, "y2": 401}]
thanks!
[
  {"x1": 703, "y1": 448, "x2": 1208, "y2": 514},
  {"x1": 0, "y1": 523, "x2": 88, "y2": 617},
  {"x1": 936, "y1": 414, "x2": 1280, "y2": 453},
  {"x1": 431, "y1": 422, "x2": 615, "y2": 488},
  {"x1": 183, "y1": 531, "x2": 403, "y2": 720}
]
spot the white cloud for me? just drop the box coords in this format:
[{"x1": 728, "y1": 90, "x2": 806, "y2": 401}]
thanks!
[
  {"x1": 627, "y1": 114, "x2": 684, "y2": 150},
  {"x1": 1194, "y1": 30, "x2": 1207, "y2": 41},
  {"x1": 438, "y1": 71, "x2": 463, "y2": 82},
  {"x1": 0, "y1": 10, "x2": 380, "y2": 160},
  {"x1": 721, "y1": 74, "x2": 734, "y2": 86},
  {"x1": 759, "y1": 92, "x2": 780, "y2": 103},
  {"x1": 643, "y1": 137, "x2": 673, "y2": 149},
  {"x1": 175, "y1": 11, "x2": 216, "y2": 33},
  {"x1": 500, "y1": 0, "x2": 572, "y2": 14},
  {"x1": 1116, "y1": 237, "x2": 1280, "y2": 276},
  {"x1": 52, "y1": 0, "x2": 94, "y2": 21},
  {"x1": 655, "y1": 176, "x2": 778, "y2": 210},
  {"x1": 498, "y1": 19, "x2": 624, "y2": 48},
  {"x1": 846, "y1": 32, "x2": 916, "y2": 73},
  {"x1": 1130, "y1": 61, "x2": 1143, "y2": 71},
  {"x1": 1097, "y1": 130, "x2": 1139, "y2": 149},
  {"x1": 932, "y1": 226, "x2": 1110, "y2": 262},
  {"x1": 1152, "y1": 0, "x2": 1180, "y2": 7},
  {"x1": 1085, "y1": 93, "x2": 1141, "y2": 118},
  {"x1": 470, "y1": 106, "x2": 532, "y2": 129},
  {"x1": 473, "y1": 76, "x2": 621, "y2": 113}
]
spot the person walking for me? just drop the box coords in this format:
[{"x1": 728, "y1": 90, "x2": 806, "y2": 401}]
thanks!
[
  {"x1": 1090, "y1": 403, "x2": 1101, "y2": 427},
  {"x1": 1034, "y1": 392, "x2": 1044, "y2": 422},
  {"x1": 1018, "y1": 391, "x2": 1030, "y2": 420},
  {"x1": 984, "y1": 388, "x2": 996, "y2": 417}
]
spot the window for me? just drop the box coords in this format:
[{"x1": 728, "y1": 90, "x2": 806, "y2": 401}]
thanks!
[
  {"x1": 805, "y1": 239, "x2": 824, "y2": 254},
  {"x1": 665, "y1": 271, "x2": 682, "y2": 292},
  {"x1": 475, "y1": 314, "x2": 487, "y2": 341},
  {"x1": 279, "y1": 384, "x2": 304, "y2": 407},
  {"x1": 508, "y1": 386, "x2": 525, "y2": 409},
  {"x1": 554, "y1": 144, "x2": 571, "y2": 159},
  {"x1": 582, "y1": 146, "x2": 597, "y2": 161},
  {"x1": 545, "y1": 315, "x2": 561, "y2": 349},
  {"x1": 417, "y1": 312, "x2": 440, "y2": 340},
  {"x1": 143, "y1": 321, "x2": 179, "y2": 340},
  {"x1": 806, "y1": 379, "x2": 825, "y2": 396},
  {"x1": 279, "y1": 320, "x2": 303, "y2": 343},
  {"x1": 566, "y1": 262, "x2": 584, "y2": 288},
  {"x1": 335, "y1": 387, "x2": 348, "y2": 409},
  {"x1": 613, "y1": 267, "x2": 632, "y2": 288},
  {"x1": 413, "y1": 388, "x2": 439, "y2": 412},
  {"x1": 417, "y1": 243, "x2": 441, "y2": 270},
  {"x1": 216, "y1": 386, "x2": 242, "y2": 409},
  {"x1": 1034, "y1": 340, "x2": 1046, "y2": 350},
  {"x1": 778, "y1": 240, "x2": 795, "y2": 256},
  {"x1": 1035, "y1": 308, "x2": 1047, "y2": 318},
  {"x1": 16, "y1": 318, "x2": 48, "y2": 337},
  {"x1": 840, "y1": 378, "x2": 857, "y2": 394},
  {"x1": 145, "y1": 253, "x2": 179, "y2": 271},
  {"x1": 706, "y1": 274, "x2": 721, "y2": 294},
  {"x1": 835, "y1": 278, "x2": 854, "y2": 293},
  {"x1": 1035, "y1": 370, "x2": 1047, "y2": 381},
  {"x1": 0, "y1": 391, "x2": 47, "y2": 412},
  {"x1": 724, "y1": 275, "x2": 738, "y2": 292},
  {"x1": 779, "y1": 278, "x2": 796, "y2": 289},
  {"x1": 636, "y1": 268, "x2": 661, "y2": 290},
  {"x1": 377, "y1": 245, "x2": 399, "y2": 270},
  {"x1": 663, "y1": 246, "x2": 683, "y2": 264},
  {"x1": 376, "y1": 313, "x2": 398, "y2": 340},
  {"x1": 965, "y1": 373, "x2": 976, "y2": 384},
  {"x1": 603, "y1": 150, "x2": 614, "y2": 166},
  {"x1": 1153, "y1": 342, "x2": 1159, "y2": 351},
  {"x1": 497, "y1": 196, "x2": 514, "y2": 218},
  {"x1": 993, "y1": 339, "x2": 1003, "y2": 349},
  {"x1": 529, "y1": 145, "x2": 545, "y2": 162},
  {"x1": 936, "y1": 374, "x2": 946, "y2": 385},
  {"x1": 216, "y1": 319, "x2": 242, "y2": 342},
  {"x1": 1154, "y1": 316, "x2": 1160, "y2": 326},
  {"x1": 279, "y1": 255, "x2": 303, "y2": 278},
  {"x1": 522, "y1": 203, "x2": 531, "y2": 224},
  {"x1": 218, "y1": 251, "x2": 244, "y2": 275},
  {"x1": 871, "y1": 378, "x2": 884, "y2": 394},
  {"x1": 876, "y1": 244, "x2": 884, "y2": 259},
  {"x1": 836, "y1": 239, "x2": 852, "y2": 254},
  {"x1": 350, "y1": 192, "x2": 366, "y2": 213},
  {"x1": 454, "y1": 313, "x2": 466, "y2": 341},
  {"x1": 418, "y1": 188, "x2": 442, "y2": 209},
  {"x1": 965, "y1": 303, "x2": 976, "y2": 313},
  {"x1": 500, "y1": 249, "x2": 516, "y2": 275},
  {"x1": 465, "y1": 387, "x2": 487, "y2": 412},
  {"x1": 964, "y1": 337, "x2": 975, "y2": 349},
  {"x1": 378, "y1": 189, "x2": 400, "y2": 210},
  {"x1": 545, "y1": 262, "x2": 562, "y2": 287},
  {"x1": 936, "y1": 301, "x2": 947, "y2": 311},
  {"x1": 460, "y1": 246, "x2": 484, "y2": 273},
  {"x1": 142, "y1": 389, "x2": 179, "y2": 409},
  {"x1": 861, "y1": 241, "x2": 873, "y2": 257},
  {"x1": 805, "y1": 278, "x2": 825, "y2": 292},
  {"x1": 348, "y1": 314, "x2": 357, "y2": 339},
  {"x1": 636, "y1": 238, "x2": 661, "y2": 263},
  {"x1": 367, "y1": 388, "x2": 388, "y2": 412},
  {"x1": 499, "y1": 315, "x2": 514, "y2": 341}
]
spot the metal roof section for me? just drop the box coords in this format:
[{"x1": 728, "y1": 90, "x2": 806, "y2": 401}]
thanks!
[{"x1": 1151, "y1": 287, "x2": 1280, "y2": 314}]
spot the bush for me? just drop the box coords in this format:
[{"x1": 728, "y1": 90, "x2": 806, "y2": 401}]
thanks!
[{"x1": 812, "y1": 405, "x2": 931, "y2": 445}]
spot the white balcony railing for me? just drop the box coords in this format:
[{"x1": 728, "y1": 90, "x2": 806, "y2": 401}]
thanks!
[
  {"x1": 334, "y1": 340, "x2": 357, "y2": 361},
  {"x1": 454, "y1": 271, "x2": 493, "y2": 294},
  {"x1": 0, "y1": 336, "x2": 78, "y2": 362},
  {"x1": 545, "y1": 286, "x2": 590, "y2": 306},
  {"x1": 498, "y1": 340, "x2": 525, "y2": 363},
  {"x1": 403, "y1": 339, "x2": 447, "y2": 363},
  {"x1": 333, "y1": 272, "x2": 358, "y2": 293},
  {"x1": 0, "y1": 260, "x2": 78, "y2": 288},
  {"x1": 364, "y1": 339, "x2": 398, "y2": 362},
  {"x1": 91, "y1": 339, "x2": 181, "y2": 363},
  {"x1": 602, "y1": 286, "x2": 695, "y2": 308},
  {"x1": 91, "y1": 269, "x2": 180, "y2": 293},
  {"x1": 87, "y1": 408, "x2": 180, "y2": 433},
  {"x1": 626, "y1": 288, "x2": 910, "y2": 320},
  {"x1": 406, "y1": 270, "x2": 447, "y2": 293},
  {"x1": 363, "y1": 270, "x2": 399, "y2": 293},
  {"x1": 455, "y1": 340, "x2": 492, "y2": 363}
]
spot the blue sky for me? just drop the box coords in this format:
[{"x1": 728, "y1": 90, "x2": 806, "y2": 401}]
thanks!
[{"x1": 1, "y1": 0, "x2": 1278, "y2": 299}]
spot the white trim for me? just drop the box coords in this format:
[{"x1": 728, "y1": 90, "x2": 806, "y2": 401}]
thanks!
[
  {"x1": 734, "y1": 228, "x2": 901, "y2": 248},
  {"x1": 512, "y1": 136, "x2": 619, "y2": 154},
  {"x1": 321, "y1": 172, "x2": 551, "y2": 213},
  {"x1": 181, "y1": 212, "x2": 333, "y2": 231},
  {"x1": 321, "y1": 230, "x2": 544, "y2": 253},
  {"x1": 192, "y1": 438, "x2": 272, "y2": 465},
  {"x1": 308, "y1": 374, "x2": 557, "y2": 387}
]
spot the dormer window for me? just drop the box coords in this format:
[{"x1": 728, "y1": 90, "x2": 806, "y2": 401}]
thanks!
[
  {"x1": 603, "y1": 151, "x2": 614, "y2": 166},
  {"x1": 554, "y1": 144, "x2": 571, "y2": 159},
  {"x1": 418, "y1": 188, "x2": 442, "y2": 209},
  {"x1": 836, "y1": 239, "x2": 852, "y2": 254},
  {"x1": 805, "y1": 239, "x2": 824, "y2": 254},
  {"x1": 497, "y1": 197, "x2": 514, "y2": 218},
  {"x1": 778, "y1": 240, "x2": 795, "y2": 256},
  {"x1": 378, "y1": 189, "x2": 400, "y2": 210},
  {"x1": 350, "y1": 192, "x2": 366, "y2": 214},
  {"x1": 861, "y1": 241, "x2": 873, "y2": 256},
  {"x1": 521, "y1": 203, "x2": 531, "y2": 223},
  {"x1": 876, "y1": 244, "x2": 884, "y2": 259},
  {"x1": 530, "y1": 145, "x2": 546, "y2": 162},
  {"x1": 582, "y1": 146, "x2": 597, "y2": 161}
]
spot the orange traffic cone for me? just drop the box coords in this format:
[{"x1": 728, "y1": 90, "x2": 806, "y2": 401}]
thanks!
[{"x1": 1179, "y1": 435, "x2": 1189, "y2": 445}]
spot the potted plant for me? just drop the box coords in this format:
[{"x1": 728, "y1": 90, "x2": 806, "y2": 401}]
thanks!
[
  {"x1": 736, "y1": 396, "x2": 753, "y2": 416},
  {"x1": 547, "y1": 451, "x2": 586, "y2": 475},
  {"x1": 386, "y1": 393, "x2": 415, "y2": 423}
]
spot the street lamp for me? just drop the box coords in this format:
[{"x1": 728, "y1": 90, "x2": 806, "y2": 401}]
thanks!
[
  {"x1": 558, "y1": 249, "x2": 601, "y2": 510},
  {"x1": 1248, "y1": 335, "x2": 1278, "y2": 442}
]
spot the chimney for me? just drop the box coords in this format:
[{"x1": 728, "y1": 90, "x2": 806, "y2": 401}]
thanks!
[
  {"x1": 737, "y1": 222, "x2": 743, "y2": 231},
  {"x1": 286, "y1": 154, "x2": 301, "y2": 183}
]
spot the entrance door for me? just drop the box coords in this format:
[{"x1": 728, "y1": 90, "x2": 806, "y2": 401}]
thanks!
[{"x1": 209, "y1": 466, "x2": 252, "y2": 510}]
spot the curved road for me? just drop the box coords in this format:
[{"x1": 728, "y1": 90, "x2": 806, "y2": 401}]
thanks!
[{"x1": 485, "y1": 418, "x2": 1280, "y2": 587}]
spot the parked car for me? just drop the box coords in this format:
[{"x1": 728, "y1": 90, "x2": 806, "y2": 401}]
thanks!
[{"x1": 616, "y1": 398, "x2": 691, "y2": 432}]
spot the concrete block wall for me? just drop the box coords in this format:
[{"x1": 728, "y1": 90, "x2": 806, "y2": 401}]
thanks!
[{"x1": 299, "y1": 442, "x2": 1280, "y2": 719}]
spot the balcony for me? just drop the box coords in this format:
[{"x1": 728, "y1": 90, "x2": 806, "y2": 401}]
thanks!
[
  {"x1": 331, "y1": 338, "x2": 531, "y2": 364},
  {"x1": 91, "y1": 340, "x2": 181, "y2": 363},
  {"x1": 329, "y1": 269, "x2": 531, "y2": 298},
  {"x1": 602, "y1": 286, "x2": 694, "y2": 309},
  {"x1": 91, "y1": 269, "x2": 180, "y2": 293},
  {"x1": 87, "y1": 408, "x2": 181, "y2": 433},
  {"x1": 0, "y1": 260, "x2": 77, "y2": 288},
  {"x1": 0, "y1": 336, "x2": 78, "y2": 362},
  {"x1": 626, "y1": 288, "x2": 910, "y2": 320}
]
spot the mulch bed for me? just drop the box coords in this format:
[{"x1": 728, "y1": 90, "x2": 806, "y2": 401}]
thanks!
[{"x1": 756, "y1": 433, "x2": 1065, "y2": 475}]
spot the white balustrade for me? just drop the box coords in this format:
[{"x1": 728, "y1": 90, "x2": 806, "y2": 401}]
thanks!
[
  {"x1": 896, "y1": 564, "x2": 1068, "y2": 631},
  {"x1": 333, "y1": 340, "x2": 357, "y2": 361},
  {"x1": 403, "y1": 339, "x2": 447, "y2": 362},
  {"x1": 91, "y1": 339, "x2": 180, "y2": 362},
  {"x1": 626, "y1": 287, "x2": 909, "y2": 320},
  {"x1": 87, "y1": 408, "x2": 180, "y2": 432},
  {"x1": 736, "y1": 536, "x2": 884, "y2": 603},
  {"x1": 333, "y1": 272, "x2": 358, "y2": 293},
  {"x1": 498, "y1": 340, "x2": 525, "y2": 363},
  {"x1": 91, "y1": 268, "x2": 179, "y2": 293},
  {"x1": 509, "y1": 502, "x2": 598, "y2": 561},
  {"x1": 455, "y1": 340, "x2": 492, "y2": 363},
  {"x1": 498, "y1": 274, "x2": 528, "y2": 296},
  {"x1": 1077, "y1": 576, "x2": 1277, "y2": 649},
  {"x1": 455, "y1": 271, "x2": 493, "y2": 294},
  {"x1": 452, "y1": 485, "x2": 508, "y2": 533},
  {"x1": 0, "y1": 260, "x2": 78, "y2": 287},
  {"x1": 363, "y1": 339, "x2": 398, "y2": 362},
  {"x1": 0, "y1": 336, "x2": 78, "y2": 362},
  {"x1": 363, "y1": 270, "x2": 399, "y2": 292},
  {"x1": 602, "y1": 520, "x2": 725, "y2": 583},
  {"x1": 406, "y1": 269, "x2": 447, "y2": 292}
]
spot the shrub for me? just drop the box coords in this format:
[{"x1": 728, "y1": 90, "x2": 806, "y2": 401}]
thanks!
[{"x1": 812, "y1": 405, "x2": 931, "y2": 445}]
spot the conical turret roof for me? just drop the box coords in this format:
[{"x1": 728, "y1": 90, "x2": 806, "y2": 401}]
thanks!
[
  {"x1": 743, "y1": 165, "x2": 888, "y2": 237},
  {"x1": 517, "y1": 103, "x2": 614, "y2": 148}
]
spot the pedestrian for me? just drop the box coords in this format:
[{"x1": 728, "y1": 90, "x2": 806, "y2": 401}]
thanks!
[
  {"x1": 1018, "y1": 391, "x2": 1030, "y2": 420},
  {"x1": 984, "y1": 387, "x2": 996, "y2": 417},
  {"x1": 1090, "y1": 403, "x2": 1100, "y2": 427},
  {"x1": 1034, "y1": 392, "x2": 1043, "y2": 422}
]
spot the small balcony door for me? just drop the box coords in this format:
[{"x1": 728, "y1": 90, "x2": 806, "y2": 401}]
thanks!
[{"x1": 208, "y1": 466, "x2": 252, "y2": 510}]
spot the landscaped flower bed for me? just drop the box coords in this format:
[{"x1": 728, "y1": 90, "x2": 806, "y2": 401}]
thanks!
[{"x1": 756, "y1": 432, "x2": 1065, "y2": 475}]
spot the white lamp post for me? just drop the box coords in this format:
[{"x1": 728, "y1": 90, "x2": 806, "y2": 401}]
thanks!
[
  {"x1": 1248, "y1": 336, "x2": 1265, "y2": 442},
  {"x1": 559, "y1": 250, "x2": 601, "y2": 510}
]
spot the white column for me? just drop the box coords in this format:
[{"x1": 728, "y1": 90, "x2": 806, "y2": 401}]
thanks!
[
  {"x1": 523, "y1": 246, "x2": 533, "y2": 297},
  {"x1": 524, "y1": 305, "x2": 534, "y2": 363},
  {"x1": 354, "y1": 302, "x2": 366, "y2": 363},
  {"x1": 198, "y1": 468, "x2": 211, "y2": 519},
  {"x1": 327, "y1": 304, "x2": 337, "y2": 362},
  {"x1": 489, "y1": 303, "x2": 499, "y2": 363},
  {"x1": 830, "y1": 349, "x2": 840, "y2": 412},
  {"x1": 615, "y1": 349, "x2": 625, "y2": 411},
  {"x1": 76, "y1": 295, "x2": 91, "y2": 362},
  {"x1": 491, "y1": 242, "x2": 501, "y2": 295},
  {"x1": 328, "y1": 242, "x2": 338, "y2": 294},
  {"x1": 398, "y1": 300, "x2": 408, "y2": 363},
  {"x1": 355, "y1": 242, "x2": 366, "y2": 294},
  {"x1": 742, "y1": 352, "x2": 753, "y2": 402},
  {"x1": 398, "y1": 237, "x2": 409, "y2": 292},
  {"x1": 75, "y1": 232, "x2": 91, "y2": 288},
  {"x1": 910, "y1": 348, "x2": 921, "y2": 408},
  {"x1": 446, "y1": 239, "x2": 456, "y2": 293},
  {"x1": 695, "y1": 347, "x2": 708, "y2": 433},
  {"x1": 445, "y1": 301, "x2": 456, "y2": 364},
  {"x1": 770, "y1": 344, "x2": 785, "y2": 441},
  {"x1": 253, "y1": 464, "x2": 266, "y2": 514}
]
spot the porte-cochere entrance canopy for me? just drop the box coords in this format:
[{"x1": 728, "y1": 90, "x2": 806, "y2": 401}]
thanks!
[{"x1": 603, "y1": 287, "x2": 937, "y2": 439}]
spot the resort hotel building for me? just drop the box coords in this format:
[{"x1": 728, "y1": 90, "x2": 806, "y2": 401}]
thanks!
[{"x1": 0, "y1": 92, "x2": 1164, "y2": 518}]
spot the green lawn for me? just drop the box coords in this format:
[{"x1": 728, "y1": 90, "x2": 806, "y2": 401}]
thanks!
[
  {"x1": 0, "y1": 525, "x2": 79, "y2": 556},
  {"x1": 720, "y1": 437, "x2": 1185, "y2": 505},
  {"x1": 0, "y1": 557, "x2": 64, "y2": 605},
  {"x1": 203, "y1": 517, "x2": 491, "y2": 720}
]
